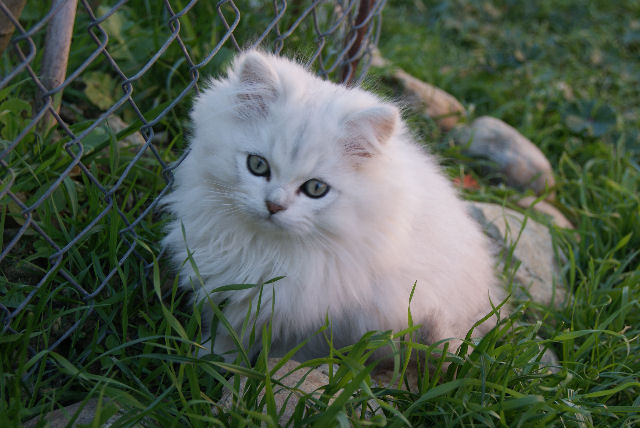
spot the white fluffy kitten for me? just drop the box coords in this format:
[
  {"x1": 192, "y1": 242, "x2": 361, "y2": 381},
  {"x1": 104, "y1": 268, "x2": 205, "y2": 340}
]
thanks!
[{"x1": 162, "y1": 50, "x2": 501, "y2": 361}]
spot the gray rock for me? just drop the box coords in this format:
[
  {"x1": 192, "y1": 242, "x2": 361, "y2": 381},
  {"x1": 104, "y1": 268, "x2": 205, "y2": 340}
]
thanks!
[
  {"x1": 454, "y1": 117, "x2": 555, "y2": 197},
  {"x1": 468, "y1": 202, "x2": 567, "y2": 307},
  {"x1": 391, "y1": 69, "x2": 467, "y2": 131},
  {"x1": 536, "y1": 339, "x2": 562, "y2": 374},
  {"x1": 219, "y1": 358, "x2": 330, "y2": 425},
  {"x1": 369, "y1": 48, "x2": 466, "y2": 131},
  {"x1": 517, "y1": 196, "x2": 574, "y2": 229},
  {"x1": 24, "y1": 398, "x2": 121, "y2": 428}
]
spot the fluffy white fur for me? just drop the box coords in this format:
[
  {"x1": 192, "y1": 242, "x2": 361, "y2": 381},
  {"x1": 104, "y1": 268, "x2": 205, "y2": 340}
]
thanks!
[{"x1": 162, "y1": 50, "x2": 502, "y2": 361}]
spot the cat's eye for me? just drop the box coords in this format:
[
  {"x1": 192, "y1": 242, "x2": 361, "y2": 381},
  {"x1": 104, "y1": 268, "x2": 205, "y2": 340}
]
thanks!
[
  {"x1": 301, "y1": 179, "x2": 330, "y2": 198},
  {"x1": 247, "y1": 154, "x2": 270, "y2": 177}
]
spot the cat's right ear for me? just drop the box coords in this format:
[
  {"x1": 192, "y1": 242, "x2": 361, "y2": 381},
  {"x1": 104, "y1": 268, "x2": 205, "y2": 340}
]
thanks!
[
  {"x1": 234, "y1": 51, "x2": 280, "y2": 118},
  {"x1": 343, "y1": 105, "x2": 399, "y2": 160}
]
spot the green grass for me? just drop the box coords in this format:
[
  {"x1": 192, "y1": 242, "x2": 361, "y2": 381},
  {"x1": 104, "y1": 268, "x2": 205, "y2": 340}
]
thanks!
[{"x1": 1, "y1": 0, "x2": 639, "y2": 426}]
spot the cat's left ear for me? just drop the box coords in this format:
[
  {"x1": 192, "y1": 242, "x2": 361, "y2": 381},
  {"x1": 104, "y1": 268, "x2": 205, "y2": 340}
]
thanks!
[
  {"x1": 343, "y1": 105, "x2": 399, "y2": 158},
  {"x1": 234, "y1": 51, "x2": 280, "y2": 117}
]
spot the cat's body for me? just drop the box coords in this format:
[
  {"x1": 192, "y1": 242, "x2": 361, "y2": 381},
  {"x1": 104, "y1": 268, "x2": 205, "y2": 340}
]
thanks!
[{"x1": 162, "y1": 50, "x2": 501, "y2": 361}]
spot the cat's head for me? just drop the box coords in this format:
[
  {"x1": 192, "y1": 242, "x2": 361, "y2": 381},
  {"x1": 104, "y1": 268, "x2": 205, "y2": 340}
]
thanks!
[{"x1": 185, "y1": 50, "x2": 401, "y2": 239}]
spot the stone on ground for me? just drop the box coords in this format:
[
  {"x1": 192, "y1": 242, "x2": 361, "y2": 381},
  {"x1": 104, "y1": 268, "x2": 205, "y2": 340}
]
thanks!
[
  {"x1": 24, "y1": 398, "x2": 121, "y2": 428},
  {"x1": 219, "y1": 358, "x2": 330, "y2": 424},
  {"x1": 370, "y1": 49, "x2": 466, "y2": 131},
  {"x1": 454, "y1": 116, "x2": 555, "y2": 197},
  {"x1": 392, "y1": 68, "x2": 467, "y2": 131},
  {"x1": 517, "y1": 196, "x2": 574, "y2": 229},
  {"x1": 468, "y1": 201, "x2": 567, "y2": 307}
]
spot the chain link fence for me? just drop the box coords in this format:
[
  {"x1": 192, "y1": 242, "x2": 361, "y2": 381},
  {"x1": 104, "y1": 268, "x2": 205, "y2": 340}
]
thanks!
[{"x1": 0, "y1": 0, "x2": 386, "y2": 379}]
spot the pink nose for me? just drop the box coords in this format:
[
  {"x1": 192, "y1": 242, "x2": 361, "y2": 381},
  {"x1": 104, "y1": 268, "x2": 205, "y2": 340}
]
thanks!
[{"x1": 266, "y1": 200, "x2": 286, "y2": 214}]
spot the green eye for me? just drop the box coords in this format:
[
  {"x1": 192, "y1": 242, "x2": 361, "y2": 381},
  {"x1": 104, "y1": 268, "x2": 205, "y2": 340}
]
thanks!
[
  {"x1": 301, "y1": 179, "x2": 330, "y2": 198},
  {"x1": 247, "y1": 154, "x2": 270, "y2": 177}
]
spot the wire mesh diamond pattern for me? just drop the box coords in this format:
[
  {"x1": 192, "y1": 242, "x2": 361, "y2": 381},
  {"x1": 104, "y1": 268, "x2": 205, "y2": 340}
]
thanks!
[{"x1": 0, "y1": 0, "x2": 386, "y2": 375}]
